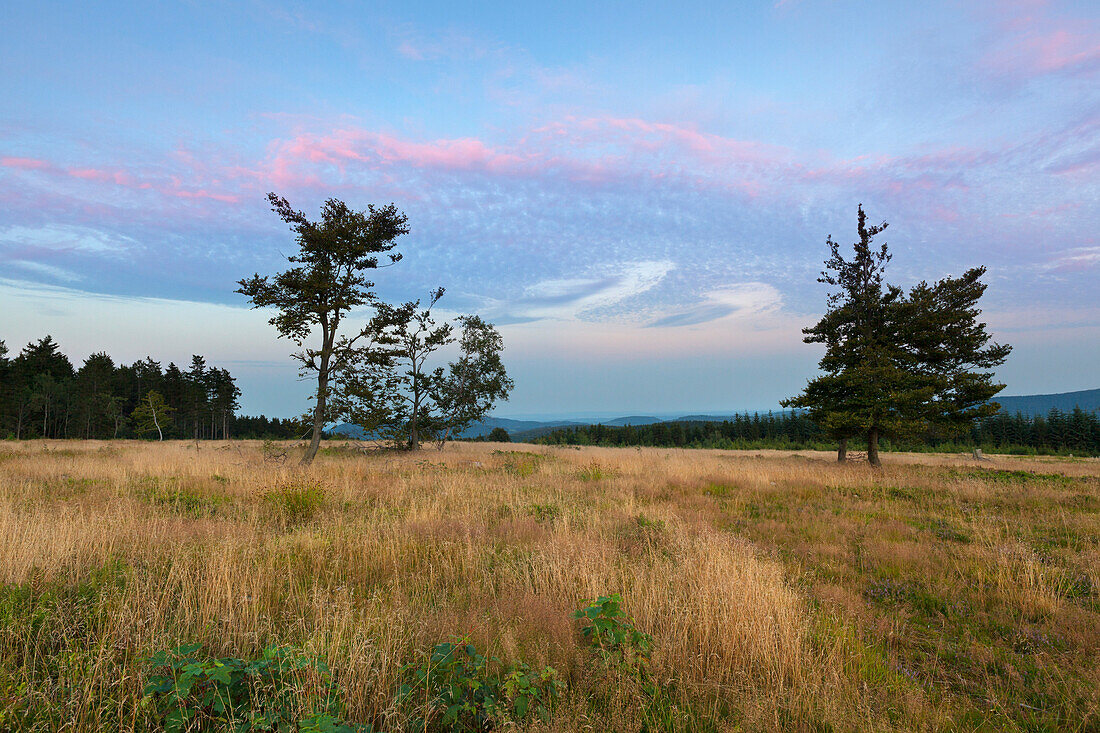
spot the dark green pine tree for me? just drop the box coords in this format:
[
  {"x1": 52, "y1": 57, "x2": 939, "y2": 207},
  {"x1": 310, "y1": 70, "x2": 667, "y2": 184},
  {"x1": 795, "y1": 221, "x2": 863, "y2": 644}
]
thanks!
[
  {"x1": 75, "y1": 352, "x2": 117, "y2": 439},
  {"x1": 900, "y1": 267, "x2": 1011, "y2": 438},
  {"x1": 782, "y1": 206, "x2": 929, "y2": 466},
  {"x1": 786, "y1": 207, "x2": 1012, "y2": 466},
  {"x1": 15, "y1": 336, "x2": 76, "y2": 439}
]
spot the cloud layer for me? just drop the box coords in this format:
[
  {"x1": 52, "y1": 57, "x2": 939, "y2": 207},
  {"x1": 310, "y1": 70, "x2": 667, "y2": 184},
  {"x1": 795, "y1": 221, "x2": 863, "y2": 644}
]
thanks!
[{"x1": 0, "y1": 0, "x2": 1097, "y2": 414}]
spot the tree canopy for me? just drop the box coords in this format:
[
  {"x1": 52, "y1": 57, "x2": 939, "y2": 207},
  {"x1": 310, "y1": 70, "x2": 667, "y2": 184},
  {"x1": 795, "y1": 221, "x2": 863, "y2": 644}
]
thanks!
[
  {"x1": 0, "y1": 335, "x2": 283, "y2": 440},
  {"x1": 237, "y1": 193, "x2": 409, "y2": 464},
  {"x1": 784, "y1": 205, "x2": 1011, "y2": 466},
  {"x1": 329, "y1": 291, "x2": 513, "y2": 450}
]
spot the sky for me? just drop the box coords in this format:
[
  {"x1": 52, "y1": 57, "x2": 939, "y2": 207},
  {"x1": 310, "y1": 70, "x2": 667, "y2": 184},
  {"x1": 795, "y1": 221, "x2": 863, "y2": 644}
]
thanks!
[{"x1": 1, "y1": 0, "x2": 1098, "y2": 419}]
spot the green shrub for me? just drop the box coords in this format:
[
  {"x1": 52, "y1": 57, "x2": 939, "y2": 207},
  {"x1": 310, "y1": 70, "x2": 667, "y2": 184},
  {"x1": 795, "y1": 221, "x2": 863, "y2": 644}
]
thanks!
[
  {"x1": 577, "y1": 462, "x2": 609, "y2": 481},
  {"x1": 703, "y1": 483, "x2": 734, "y2": 498},
  {"x1": 950, "y1": 467, "x2": 1077, "y2": 486},
  {"x1": 143, "y1": 644, "x2": 368, "y2": 732},
  {"x1": 134, "y1": 477, "x2": 226, "y2": 519},
  {"x1": 399, "y1": 638, "x2": 560, "y2": 732},
  {"x1": 494, "y1": 451, "x2": 544, "y2": 477},
  {"x1": 261, "y1": 440, "x2": 290, "y2": 464},
  {"x1": 261, "y1": 480, "x2": 326, "y2": 526},
  {"x1": 527, "y1": 503, "x2": 560, "y2": 525},
  {"x1": 572, "y1": 594, "x2": 653, "y2": 672}
]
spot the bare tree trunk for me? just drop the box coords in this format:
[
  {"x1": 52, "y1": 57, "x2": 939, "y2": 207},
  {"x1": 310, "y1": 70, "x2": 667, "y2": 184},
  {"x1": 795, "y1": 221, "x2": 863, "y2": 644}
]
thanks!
[
  {"x1": 302, "y1": 349, "x2": 331, "y2": 466},
  {"x1": 150, "y1": 396, "x2": 163, "y2": 441},
  {"x1": 837, "y1": 437, "x2": 848, "y2": 463},
  {"x1": 409, "y1": 386, "x2": 420, "y2": 451},
  {"x1": 867, "y1": 428, "x2": 881, "y2": 467}
]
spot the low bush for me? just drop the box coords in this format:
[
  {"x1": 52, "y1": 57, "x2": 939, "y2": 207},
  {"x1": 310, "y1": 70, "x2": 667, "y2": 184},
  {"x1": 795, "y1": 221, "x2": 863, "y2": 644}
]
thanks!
[
  {"x1": 398, "y1": 638, "x2": 560, "y2": 732},
  {"x1": 527, "y1": 502, "x2": 560, "y2": 525},
  {"x1": 143, "y1": 644, "x2": 368, "y2": 733},
  {"x1": 260, "y1": 479, "x2": 326, "y2": 526},
  {"x1": 572, "y1": 594, "x2": 653, "y2": 673},
  {"x1": 577, "y1": 462, "x2": 609, "y2": 481}
]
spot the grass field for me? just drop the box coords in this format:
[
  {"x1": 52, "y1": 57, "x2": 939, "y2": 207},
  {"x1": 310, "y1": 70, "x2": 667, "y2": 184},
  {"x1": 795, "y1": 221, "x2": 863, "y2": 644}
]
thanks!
[{"x1": 1, "y1": 440, "x2": 1098, "y2": 731}]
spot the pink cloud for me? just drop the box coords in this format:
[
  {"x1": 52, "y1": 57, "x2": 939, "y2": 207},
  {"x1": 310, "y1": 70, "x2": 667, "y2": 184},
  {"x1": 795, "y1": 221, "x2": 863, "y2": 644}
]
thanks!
[
  {"x1": 979, "y1": 3, "x2": 1100, "y2": 81},
  {"x1": 167, "y1": 189, "x2": 240, "y2": 203},
  {"x1": 263, "y1": 128, "x2": 532, "y2": 185},
  {"x1": 392, "y1": 30, "x2": 492, "y2": 63},
  {"x1": 66, "y1": 167, "x2": 137, "y2": 186},
  {"x1": 2, "y1": 109, "x2": 1087, "y2": 244},
  {"x1": 250, "y1": 115, "x2": 1011, "y2": 211},
  {"x1": 2, "y1": 156, "x2": 53, "y2": 171},
  {"x1": 1026, "y1": 29, "x2": 1100, "y2": 73},
  {"x1": 4, "y1": 155, "x2": 241, "y2": 206},
  {"x1": 396, "y1": 40, "x2": 426, "y2": 60}
]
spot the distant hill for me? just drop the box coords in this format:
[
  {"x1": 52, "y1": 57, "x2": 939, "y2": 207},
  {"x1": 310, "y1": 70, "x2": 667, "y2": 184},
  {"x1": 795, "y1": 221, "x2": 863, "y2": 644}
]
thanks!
[
  {"x1": 329, "y1": 423, "x2": 369, "y2": 439},
  {"x1": 328, "y1": 416, "x2": 584, "y2": 441},
  {"x1": 328, "y1": 389, "x2": 1100, "y2": 443},
  {"x1": 456, "y1": 417, "x2": 585, "y2": 438},
  {"x1": 602, "y1": 415, "x2": 662, "y2": 426},
  {"x1": 994, "y1": 388, "x2": 1100, "y2": 417}
]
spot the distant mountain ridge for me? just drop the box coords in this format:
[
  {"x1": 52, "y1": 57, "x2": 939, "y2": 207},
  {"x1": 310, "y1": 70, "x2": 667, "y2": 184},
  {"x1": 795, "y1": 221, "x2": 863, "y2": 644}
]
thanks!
[
  {"x1": 328, "y1": 388, "x2": 1099, "y2": 442},
  {"x1": 993, "y1": 388, "x2": 1100, "y2": 417},
  {"x1": 328, "y1": 416, "x2": 585, "y2": 441}
]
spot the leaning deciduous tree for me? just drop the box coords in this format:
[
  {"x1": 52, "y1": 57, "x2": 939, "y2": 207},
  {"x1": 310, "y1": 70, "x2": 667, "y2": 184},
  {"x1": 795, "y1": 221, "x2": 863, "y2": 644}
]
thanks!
[
  {"x1": 374, "y1": 288, "x2": 454, "y2": 451},
  {"x1": 330, "y1": 292, "x2": 512, "y2": 451},
  {"x1": 132, "y1": 390, "x2": 174, "y2": 441},
  {"x1": 432, "y1": 315, "x2": 514, "y2": 448},
  {"x1": 237, "y1": 193, "x2": 408, "y2": 465}
]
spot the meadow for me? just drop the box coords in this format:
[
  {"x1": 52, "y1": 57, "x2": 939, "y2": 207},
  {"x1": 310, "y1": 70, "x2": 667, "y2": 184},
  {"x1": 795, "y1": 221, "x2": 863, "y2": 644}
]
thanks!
[{"x1": 1, "y1": 440, "x2": 1098, "y2": 731}]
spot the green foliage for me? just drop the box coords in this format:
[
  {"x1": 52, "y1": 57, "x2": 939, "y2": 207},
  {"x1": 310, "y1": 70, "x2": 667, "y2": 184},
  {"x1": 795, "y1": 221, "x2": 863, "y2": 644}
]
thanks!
[
  {"x1": 782, "y1": 205, "x2": 1011, "y2": 465},
  {"x1": 571, "y1": 594, "x2": 653, "y2": 672},
  {"x1": 497, "y1": 451, "x2": 544, "y2": 477},
  {"x1": 533, "y1": 408, "x2": 1100, "y2": 457},
  {"x1": 527, "y1": 502, "x2": 560, "y2": 525},
  {"x1": 703, "y1": 483, "x2": 734, "y2": 498},
  {"x1": 136, "y1": 478, "x2": 224, "y2": 519},
  {"x1": 238, "y1": 194, "x2": 410, "y2": 464},
  {"x1": 261, "y1": 439, "x2": 290, "y2": 464},
  {"x1": 398, "y1": 638, "x2": 560, "y2": 732},
  {"x1": 261, "y1": 479, "x2": 326, "y2": 525},
  {"x1": 131, "y1": 390, "x2": 175, "y2": 441},
  {"x1": 952, "y1": 467, "x2": 1078, "y2": 486},
  {"x1": 485, "y1": 427, "x2": 510, "y2": 442},
  {"x1": 332, "y1": 297, "x2": 512, "y2": 452},
  {"x1": 143, "y1": 643, "x2": 369, "y2": 733},
  {"x1": 432, "y1": 316, "x2": 514, "y2": 446},
  {"x1": 577, "y1": 462, "x2": 609, "y2": 481}
]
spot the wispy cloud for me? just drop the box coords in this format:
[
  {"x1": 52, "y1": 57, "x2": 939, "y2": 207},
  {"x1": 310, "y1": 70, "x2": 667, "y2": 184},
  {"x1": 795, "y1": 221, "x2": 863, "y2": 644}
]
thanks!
[
  {"x1": 0, "y1": 224, "x2": 135, "y2": 255},
  {"x1": 0, "y1": 155, "x2": 241, "y2": 204},
  {"x1": 1046, "y1": 245, "x2": 1100, "y2": 271},
  {"x1": 394, "y1": 28, "x2": 497, "y2": 62},
  {"x1": 4, "y1": 260, "x2": 82, "y2": 282},
  {"x1": 978, "y1": 2, "x2": 1100, "y2": 82},
  {"x1": 486, "y1": 260, "x2": 675, "y2": 324},
  {"x1": 649, "y1": 283, "x2": 784, "y2": 328}
]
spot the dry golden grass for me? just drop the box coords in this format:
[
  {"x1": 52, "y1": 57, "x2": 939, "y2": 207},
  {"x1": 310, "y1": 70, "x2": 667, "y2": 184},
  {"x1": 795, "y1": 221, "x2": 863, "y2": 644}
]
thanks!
[{"x1": 1, "y1": 440, "x2": 1098, "y2": 731}]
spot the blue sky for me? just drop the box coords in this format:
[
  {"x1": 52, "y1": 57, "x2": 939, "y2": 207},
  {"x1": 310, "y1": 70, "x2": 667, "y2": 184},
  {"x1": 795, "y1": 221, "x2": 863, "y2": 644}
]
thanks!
[{"x1": 1, "y1": 0, "x2": 1098, "y2": 418}]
